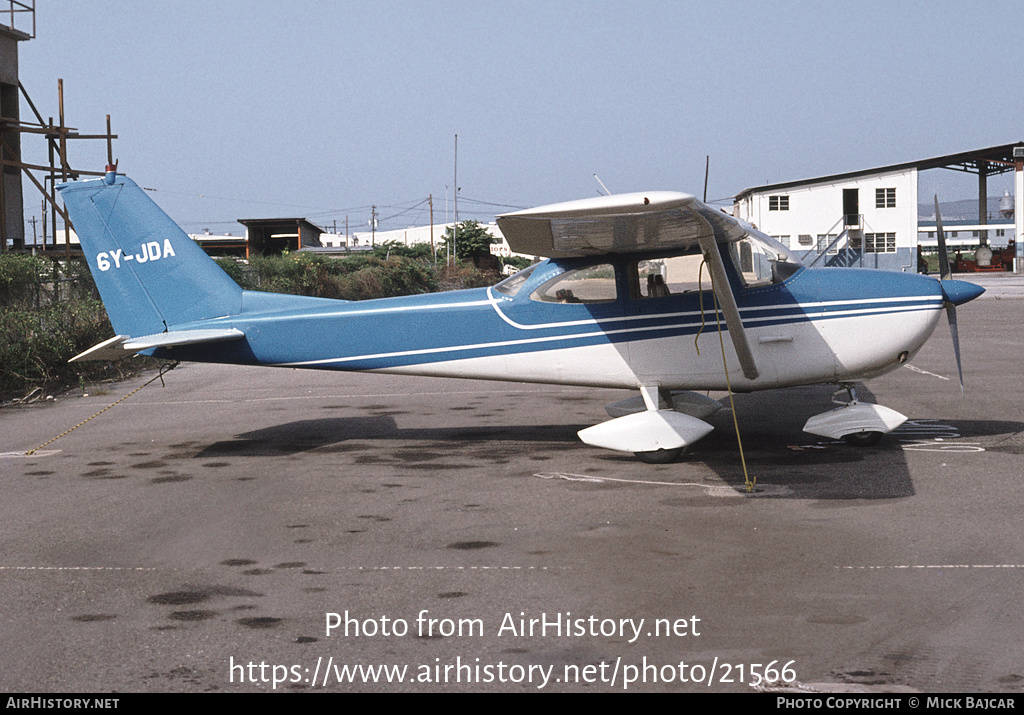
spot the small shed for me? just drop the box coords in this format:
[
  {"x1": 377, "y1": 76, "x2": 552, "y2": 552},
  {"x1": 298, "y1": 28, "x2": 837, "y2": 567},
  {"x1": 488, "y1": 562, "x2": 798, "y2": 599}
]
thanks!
[{"x1": 236, "y1": 218, "x2": 324, "y2": 257}]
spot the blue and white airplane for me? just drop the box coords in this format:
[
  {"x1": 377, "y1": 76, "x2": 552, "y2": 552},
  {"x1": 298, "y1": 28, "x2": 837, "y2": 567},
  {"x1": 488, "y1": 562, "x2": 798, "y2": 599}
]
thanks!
[{"x1": 62, "y1": 169, "x2": 984, "y2": 463}]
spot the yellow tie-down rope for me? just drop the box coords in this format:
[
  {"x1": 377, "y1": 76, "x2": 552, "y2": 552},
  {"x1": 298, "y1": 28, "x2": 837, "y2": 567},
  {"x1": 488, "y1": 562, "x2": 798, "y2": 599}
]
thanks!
[
  {"x1": 25, "y1": 361, "x2": 179, "y2": 456},
  {"x1": 694, "y1": 259, "x2": 756, "y2": 493}
]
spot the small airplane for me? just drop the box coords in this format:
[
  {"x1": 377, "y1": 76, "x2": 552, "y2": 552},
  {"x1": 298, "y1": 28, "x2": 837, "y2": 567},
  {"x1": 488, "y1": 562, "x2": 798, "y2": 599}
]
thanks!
[{"x1": 61, "y1": 168, "x2": 984, "y2": 463}]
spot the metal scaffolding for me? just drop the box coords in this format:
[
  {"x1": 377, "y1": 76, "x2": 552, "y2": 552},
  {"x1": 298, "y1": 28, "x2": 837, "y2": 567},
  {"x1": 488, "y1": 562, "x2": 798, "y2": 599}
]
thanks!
[{"x1": 0, "y1": 79, "x2": 117, "y2": 254}]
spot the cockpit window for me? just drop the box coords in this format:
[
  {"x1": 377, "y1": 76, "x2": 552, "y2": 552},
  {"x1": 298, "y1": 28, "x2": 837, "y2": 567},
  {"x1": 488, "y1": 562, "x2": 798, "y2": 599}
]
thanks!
[
  {"x1": 492, "y1": 263, "x2": 539, "y2": 297},
  {"x1": 530, "y1": 264, "x2": 617, "y2": 303},
  {"x1": 729, "y1": 233, "x2": 802, "y2": 288}
]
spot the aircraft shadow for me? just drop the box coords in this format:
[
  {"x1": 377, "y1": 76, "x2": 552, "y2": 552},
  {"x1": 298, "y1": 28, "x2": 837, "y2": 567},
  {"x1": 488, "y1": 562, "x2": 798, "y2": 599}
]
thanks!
[
  {"x1": 687, "y1": 384, "x2": 1023, "y2": 500},
  {"x1": 190, "y1": 383, "x2": 1021, "y2": 501},
  {"x1": 192, "y1": 416, "x2": 586, "y2": 463}
]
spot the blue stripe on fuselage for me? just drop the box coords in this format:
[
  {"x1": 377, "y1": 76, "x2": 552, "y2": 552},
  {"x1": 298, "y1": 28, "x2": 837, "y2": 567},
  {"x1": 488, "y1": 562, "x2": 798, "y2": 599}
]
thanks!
[{"x1": 157, "y1": 262, "x2": 945, "y2": 371}]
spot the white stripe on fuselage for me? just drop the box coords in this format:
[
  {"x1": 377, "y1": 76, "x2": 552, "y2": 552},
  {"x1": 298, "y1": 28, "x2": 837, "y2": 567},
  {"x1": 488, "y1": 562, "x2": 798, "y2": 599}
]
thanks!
[{"x1": 273, "y1": 293, "x2": 942, "y2": 368}]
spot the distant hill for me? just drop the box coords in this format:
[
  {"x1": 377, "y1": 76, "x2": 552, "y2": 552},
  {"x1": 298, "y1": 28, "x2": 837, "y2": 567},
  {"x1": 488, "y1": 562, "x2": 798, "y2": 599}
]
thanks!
[{"x1": 919, "y1": 196, "x2": 1013, "y2": 222}]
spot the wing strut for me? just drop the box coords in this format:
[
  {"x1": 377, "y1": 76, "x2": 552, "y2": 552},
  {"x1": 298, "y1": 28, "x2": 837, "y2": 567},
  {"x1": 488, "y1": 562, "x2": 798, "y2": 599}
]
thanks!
[{"x1": 694, "y1": 220, "x2": 759, "y2": 380}]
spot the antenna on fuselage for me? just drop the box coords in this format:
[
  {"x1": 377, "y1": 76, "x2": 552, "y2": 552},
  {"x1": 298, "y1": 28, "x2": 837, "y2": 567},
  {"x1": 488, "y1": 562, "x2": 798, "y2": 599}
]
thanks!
[
  {"x1": 594, "y1": 174, "x2": 611, "y2": 196},
  {"x1": 703, "y1": 155, "x2": 710, "y2": 203}
]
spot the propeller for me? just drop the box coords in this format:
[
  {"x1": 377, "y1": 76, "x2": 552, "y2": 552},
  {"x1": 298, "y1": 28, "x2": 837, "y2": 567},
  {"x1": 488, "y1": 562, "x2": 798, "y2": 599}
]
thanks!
[{"x1": 933, "y1": 195, "x2": 964, "y2": 394}]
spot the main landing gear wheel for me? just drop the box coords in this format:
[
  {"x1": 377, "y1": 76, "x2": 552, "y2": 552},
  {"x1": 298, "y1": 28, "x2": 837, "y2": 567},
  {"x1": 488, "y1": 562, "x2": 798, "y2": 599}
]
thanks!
[
  {"x1": 842, "y1": 431, "x2": 884, "y2": 447},
  {"x1": 633, "y1": 447, "x2": 686, "y2": 464}
]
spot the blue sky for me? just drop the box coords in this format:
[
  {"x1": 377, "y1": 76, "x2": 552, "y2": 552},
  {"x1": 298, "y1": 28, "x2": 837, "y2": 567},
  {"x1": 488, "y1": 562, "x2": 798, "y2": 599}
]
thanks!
[{"x1": 16, "y1": 0, "x2": 1024, "y2": 235}]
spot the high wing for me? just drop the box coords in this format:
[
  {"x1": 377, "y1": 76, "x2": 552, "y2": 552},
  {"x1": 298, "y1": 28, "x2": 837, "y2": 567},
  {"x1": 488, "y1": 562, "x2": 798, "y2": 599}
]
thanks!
[
  {"x1": 495, "y1": 191, "x2": 749, "y2": 258},
  {"x1": 498, "y1": 191, "x2": 759, "y2": 379}
]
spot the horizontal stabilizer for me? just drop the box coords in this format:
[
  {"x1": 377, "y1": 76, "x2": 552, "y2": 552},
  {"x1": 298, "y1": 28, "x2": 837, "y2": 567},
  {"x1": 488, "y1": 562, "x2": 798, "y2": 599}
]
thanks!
[
  {"x1": 68, "y1": 335, "x2": 132, "y2": 362},
  {"x1": 70, "y1": 328, "x2": 245, "y2": 362}
]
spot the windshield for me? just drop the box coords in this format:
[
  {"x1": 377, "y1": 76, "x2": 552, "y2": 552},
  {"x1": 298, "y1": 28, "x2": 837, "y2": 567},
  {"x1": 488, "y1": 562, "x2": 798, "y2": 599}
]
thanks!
[
  {"x1": 729, "y1": 232, "x2": 802, "y2": 287},
  {"x1": 492, "y1": 263, "x2": 540, "y2": 297}
]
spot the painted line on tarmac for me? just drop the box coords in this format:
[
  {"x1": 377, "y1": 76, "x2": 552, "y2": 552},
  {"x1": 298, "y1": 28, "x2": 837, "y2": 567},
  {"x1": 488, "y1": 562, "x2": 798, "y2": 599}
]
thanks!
[
  {"x1": 0, "y1": 450, "x2": 61, "y2": 458},
  {"x1": 1, "y1": 565, "x2": 559, "y2": 573},
  {"x1": 0, "y1": 566, "x2": 158, "y2": 571},
  {"x1": 337, "y1": 566, "x2": 568, "y2": 571},
  {"x1": 904, "y1": 364, "x2": 951, "y2": 380},
  {"x1": 533, "y1": 472, "x2": 792, "y2": 497},
  {"x1": 838, "y1": 564, "x2": 1024, "y2": 570},
  {"x1": 112, "y1": 388, "x2": 572, "y2": 407}
]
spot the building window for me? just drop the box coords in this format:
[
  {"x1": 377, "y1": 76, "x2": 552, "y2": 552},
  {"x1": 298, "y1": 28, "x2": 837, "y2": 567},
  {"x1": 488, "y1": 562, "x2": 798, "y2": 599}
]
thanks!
[
  {"x1": 875, "y1": 188, "x2": 896, "y2": 209},
  {"x1": 772, "y1": 235, "x2": 791, "y2": 248},
  {"x1": 769, "y1": 195, "x2": 789, "y2": 211},
  {"x1": 817, "y1": 234, "x2": 839, "y2": 254},
  {"x1": 863, "y1": 232, "x2": 896, "y2": 253},
  {"x1": 997, "y1": 229, "x2": 1006, "y2": 237}
]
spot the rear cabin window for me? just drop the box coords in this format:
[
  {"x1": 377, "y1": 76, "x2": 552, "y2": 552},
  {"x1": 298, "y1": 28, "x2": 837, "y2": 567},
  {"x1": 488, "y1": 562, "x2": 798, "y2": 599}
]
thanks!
[
  {"x1": 634, "y1": 253, "x2": 709, "y2": 298},
  {"x1": 530, "y1": 264, "x2": 617, "y2": 303}
]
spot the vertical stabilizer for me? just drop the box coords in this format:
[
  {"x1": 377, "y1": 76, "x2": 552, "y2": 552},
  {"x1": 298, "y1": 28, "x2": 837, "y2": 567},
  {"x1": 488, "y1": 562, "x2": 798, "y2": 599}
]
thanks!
[{"x1": 59, "y1": 174, "x2": 243, "y2": 337}]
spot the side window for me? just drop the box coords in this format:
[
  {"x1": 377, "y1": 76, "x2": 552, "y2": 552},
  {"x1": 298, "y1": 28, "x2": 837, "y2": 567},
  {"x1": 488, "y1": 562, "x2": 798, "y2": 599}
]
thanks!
[
  {"x1": 635, "y1": 253, "x2": 709, "y2": 298},
  {"x1": 530, "y1": 264, "x2": 616, "y2": 303}
]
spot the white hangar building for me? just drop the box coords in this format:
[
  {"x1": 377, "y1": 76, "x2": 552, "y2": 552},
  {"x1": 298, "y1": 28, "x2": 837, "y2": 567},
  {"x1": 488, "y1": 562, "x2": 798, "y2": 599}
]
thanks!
[{"x1": 733, "y1": 143, "x2": 1024, "y2": 273}]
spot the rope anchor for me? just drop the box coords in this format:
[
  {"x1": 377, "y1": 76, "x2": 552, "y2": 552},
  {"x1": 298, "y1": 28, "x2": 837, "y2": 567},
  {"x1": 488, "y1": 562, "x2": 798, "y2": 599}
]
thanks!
[
  {"x1": 24, "y1": 362, "x2": 179, "y2": 456},
  {"x1": 697, "y1": 258, "x2": 756, "y2": 493}
]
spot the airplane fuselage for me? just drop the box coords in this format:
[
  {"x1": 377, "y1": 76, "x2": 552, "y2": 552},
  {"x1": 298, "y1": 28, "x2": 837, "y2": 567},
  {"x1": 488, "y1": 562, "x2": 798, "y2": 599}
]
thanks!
[{"x1": 158, "y1": 255, "x2": 947, "y2": 394}]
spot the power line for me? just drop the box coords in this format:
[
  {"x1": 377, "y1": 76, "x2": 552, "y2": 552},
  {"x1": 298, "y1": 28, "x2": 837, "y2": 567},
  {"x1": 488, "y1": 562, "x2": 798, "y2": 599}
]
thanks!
[{"x1": 456, "y1": 196, "x2": 527, "y2": 210}]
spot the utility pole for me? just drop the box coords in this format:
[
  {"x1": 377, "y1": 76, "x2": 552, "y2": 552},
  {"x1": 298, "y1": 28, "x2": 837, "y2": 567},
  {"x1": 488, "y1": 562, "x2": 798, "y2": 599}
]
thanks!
[
  {"x1": 58, "y1": 80, "x2": 69, "y2": 255},
  {"x1": 429, "y1": 194, "x2": 434, "y2": 256},
  {"x1": 345, "y1": 215, "x2": 349, "y2": 251},
  {"x1": 106, "y1": 114, "x2": 114, "y2": 168},
  {"x1": 48, "y1": 115, "x2": 55, "y2": 249},
  {"x1": 371, "y1": 205, "x2": 377, "y2": 246},
  {"x1": 453, "y1": 134, "x2": 458, "y2": 265}
]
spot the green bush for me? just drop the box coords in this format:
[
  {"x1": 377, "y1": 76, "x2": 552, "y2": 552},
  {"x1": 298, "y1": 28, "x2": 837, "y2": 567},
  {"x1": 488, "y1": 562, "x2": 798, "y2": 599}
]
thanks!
[
  {"x1": 0, "y1": 298, "x2": 134, "y2": 400},
  {"x1": 0, "y1": 255, "x2": 149, "y2": 401},
  {"x1": 241, "y1": 252, "x2": 441, "y2": 299},
  {"x1": 0, "y1": 254, "x2": 50, "y2": 309}
]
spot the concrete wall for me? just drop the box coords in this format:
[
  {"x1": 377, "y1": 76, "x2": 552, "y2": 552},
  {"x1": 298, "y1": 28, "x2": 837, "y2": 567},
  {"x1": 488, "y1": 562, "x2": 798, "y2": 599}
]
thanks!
[
  {"x1": 0, "y1": 28, "x2": 24, "y2": 248},
  {"x1": 320, "y1": 222, "x2": 505, "y2": 250},
  {"x1": 735, "y1": 168, "x2": 919, "y2": 272}
]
